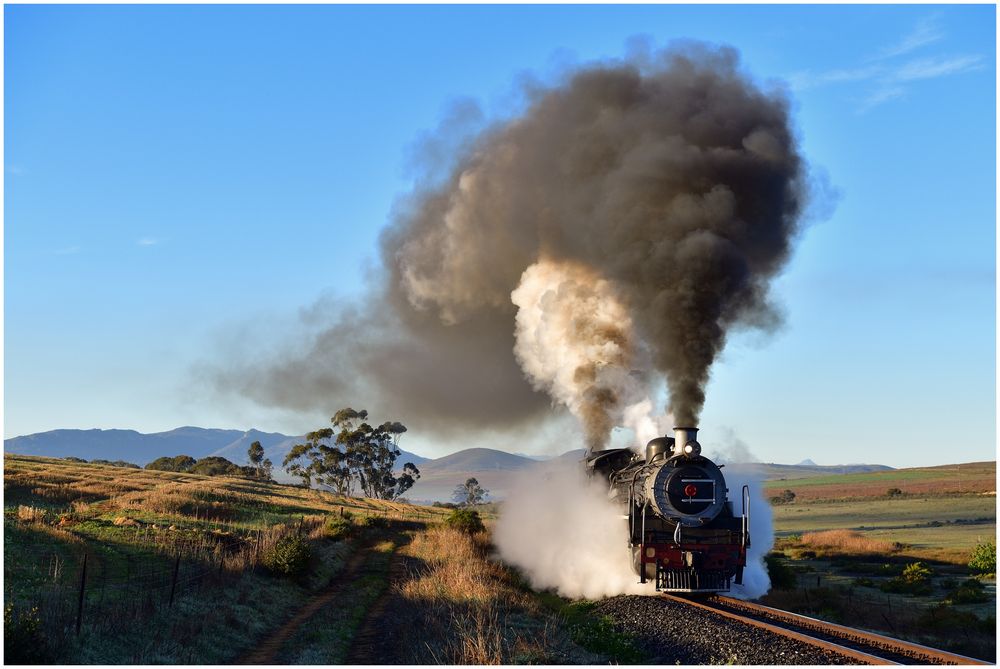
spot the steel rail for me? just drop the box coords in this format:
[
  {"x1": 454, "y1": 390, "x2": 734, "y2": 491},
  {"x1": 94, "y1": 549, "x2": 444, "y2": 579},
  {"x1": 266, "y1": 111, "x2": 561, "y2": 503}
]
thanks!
[
  {"x1": 659, "y1": 593, "x2": 900, "y2": 665},
  {"x1": 708, "y1": 595, "x2": 991, "y2": 666}
]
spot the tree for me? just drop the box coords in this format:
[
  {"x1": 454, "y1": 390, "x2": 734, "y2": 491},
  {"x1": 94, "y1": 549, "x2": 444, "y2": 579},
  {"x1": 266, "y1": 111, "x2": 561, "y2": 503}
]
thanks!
[
  {"x1": 145, "y1": 455, "x2": 196, "y2": 473},
  {"x1": 261, "y1": 458, "x2": 273, "y2": 481},
  {"x1": 283, "y1": 408, "x2": 416, "y2": 500},
  {"x1": 392, "y1": 462, "x2": 421, "y2": 500},
  {"x1": 283, "y1": 442, "x2": 317, "y2": 488},
  {"x1": 189, "y1": 456, "x2": 241, "y2": 477},
  {"x1": 453, "y1": 477, "x2": 488, "y2": 506},
  {"x1": 248, "y1": 440, "x2": 265, "y2": 478}
]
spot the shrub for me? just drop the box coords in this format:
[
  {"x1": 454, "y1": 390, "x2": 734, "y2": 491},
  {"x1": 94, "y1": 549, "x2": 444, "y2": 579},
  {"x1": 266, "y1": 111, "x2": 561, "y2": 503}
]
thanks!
[
  {"x1": 444, "y1": 508, "x2": 485, "y2": 535},
  {"x1": 261, "y1": 535, "x2": 311, "y2": 575},
  {"x1": 881, "y1": 562, "x2": 932, "y2": 596},
  {"x1": 886, "y1": 487, "x2": 903, "y2": 497},
  {"x1": 764, "y1": 553, "x2": 797, "y2": 590},
  {"x1": 770, "y1": 489, "x2": 796, "y2": 505},
  {"x1": 323, "y1": 515, "x2": 352, "y2": 541},
  {"x1": 968, "y1": 540, "x2": 995, "y2": 574},
  {"x1": 16, "y1": 505, "x2": 47, "y2": 523},
  {"x1": 4, "y1": 603, "x2": 50, "y2": 664},
  {"x1": 362, "y1": 515, "x2": 389, "y2": 529},
  {"x1": 945, "y1": 578, "x2": 990, "y2": 605}
]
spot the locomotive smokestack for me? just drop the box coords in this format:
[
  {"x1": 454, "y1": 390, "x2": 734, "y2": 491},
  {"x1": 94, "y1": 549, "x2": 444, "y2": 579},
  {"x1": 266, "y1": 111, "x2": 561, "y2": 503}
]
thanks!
[{"x1": 674, "y1": 427, "x2": 699, "y2": 454}]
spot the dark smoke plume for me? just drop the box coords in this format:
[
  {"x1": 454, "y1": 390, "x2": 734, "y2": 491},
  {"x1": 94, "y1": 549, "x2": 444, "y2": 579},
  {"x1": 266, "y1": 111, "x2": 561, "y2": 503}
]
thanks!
[{"x1": 211, "y1": 43, "x2": 806, "y2": 440}]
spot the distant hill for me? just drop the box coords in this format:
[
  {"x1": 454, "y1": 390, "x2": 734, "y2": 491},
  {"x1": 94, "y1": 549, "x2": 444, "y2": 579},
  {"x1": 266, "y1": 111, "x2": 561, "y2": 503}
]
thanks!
[
  {"x1": 6, "y1": 428, "x2": 898, "y2": 503},
  {"x1": 741, "y1": 462, "x2": 894, "y2": 480},
  {"x1": 420, "y1": 448, "x2": 535, "y2": 472},
  {"x1": 4, "y1": 427, "x2": 428, "y2": 480}
]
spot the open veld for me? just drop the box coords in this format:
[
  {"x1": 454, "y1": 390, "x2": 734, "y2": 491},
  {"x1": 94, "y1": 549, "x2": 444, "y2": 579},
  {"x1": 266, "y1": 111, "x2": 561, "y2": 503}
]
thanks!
[
  {"x1": 3, "y1": 454, "x2": 639, "y2": 664},
  {"x1": 4, "y1": 453, "x2": 996, "y2": 664},
  {"x1": 762, "y1": 461, "x2": 996, "y2": 661}
]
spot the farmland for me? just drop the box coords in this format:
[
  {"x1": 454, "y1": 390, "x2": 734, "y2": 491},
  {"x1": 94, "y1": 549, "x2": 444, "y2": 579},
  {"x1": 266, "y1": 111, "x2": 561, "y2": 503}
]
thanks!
[{"x1": 763, "y1": 460, "x2": 996, "y2": 661}]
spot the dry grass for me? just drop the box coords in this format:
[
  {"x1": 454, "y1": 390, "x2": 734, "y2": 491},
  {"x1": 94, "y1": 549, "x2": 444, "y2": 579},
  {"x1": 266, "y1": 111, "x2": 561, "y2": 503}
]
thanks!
[
  {"x1": 17, "y1": 505, "x2": 48, "y2": 522},
  {"x1": 402, "y1": 527, "x2": 522, "y2": 606},
  {"x1": 799, "y1": 529, "x2": 903, "y2": 556},
  {"x1": 394, "y1": 526, "x2": 561, "y2": 664}
]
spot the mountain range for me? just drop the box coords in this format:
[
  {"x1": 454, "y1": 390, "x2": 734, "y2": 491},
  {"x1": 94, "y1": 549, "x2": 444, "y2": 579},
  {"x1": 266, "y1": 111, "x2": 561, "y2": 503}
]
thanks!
[{"x1": 4, "y1": 427, "x2": 893, "y2": 502}]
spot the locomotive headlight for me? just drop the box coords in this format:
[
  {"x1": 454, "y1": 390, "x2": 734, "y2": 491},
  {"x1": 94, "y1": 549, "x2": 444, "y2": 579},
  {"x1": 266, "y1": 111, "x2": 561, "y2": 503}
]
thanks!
[{"x1": 684, "y1": 440, "x2": 701, "y2": 456}]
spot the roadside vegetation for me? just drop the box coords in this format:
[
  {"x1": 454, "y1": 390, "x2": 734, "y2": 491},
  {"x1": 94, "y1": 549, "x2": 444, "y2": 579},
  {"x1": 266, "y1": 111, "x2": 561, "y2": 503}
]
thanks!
[{"x1": 3, "y1": 453, "x2": 446, "y2": 664}]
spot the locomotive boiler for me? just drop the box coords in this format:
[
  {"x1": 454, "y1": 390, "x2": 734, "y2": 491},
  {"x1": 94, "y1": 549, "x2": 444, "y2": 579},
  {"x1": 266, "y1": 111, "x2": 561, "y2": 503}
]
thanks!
[{"x1": 586, "y1": 427, "x2": 750, "y2": 593}]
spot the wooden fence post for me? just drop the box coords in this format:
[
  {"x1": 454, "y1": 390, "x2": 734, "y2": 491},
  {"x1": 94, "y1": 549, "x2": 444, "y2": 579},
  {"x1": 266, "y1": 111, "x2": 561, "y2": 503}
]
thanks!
[
  {"x1": 75, "y1": 554, "x2": 87, "y2": 636},
  {"x1": 168, "y1": 555, "x2": 180, "y2": 608}
]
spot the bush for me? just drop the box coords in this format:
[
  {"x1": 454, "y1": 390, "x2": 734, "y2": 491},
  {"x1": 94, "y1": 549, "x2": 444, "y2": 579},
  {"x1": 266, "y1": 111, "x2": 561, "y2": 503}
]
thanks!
[
  {"x1": 764, "y1": 553, "x2": 797, "y2": 590},
  {"x1": 945, "y1": 578, "x2": 990, "y2": 605},
  {"x1": 323, "y1": 515, "x2": 352, "y2": 541},
  {"x1": 4, "y1": 603, "x2": 50, "y2": 664},
  {"x1": 770, "y1": 489, "x2": 796, "y2": 505},
  {"x1": 968, "y1": 540, "x2": 995, "y2": 574},
  {"x1": 881, "y1": 562, "x2": 932, "y2": 596},
  {"x1": 362, "y1": 515, "x2": 389, "y2": 529},
  {"x1": 886, "y1": 487, "x2": 903, "y2": 497},
  {"x1": 261, "y1": 535, "x2": 312, "y2": 575},
  {"x1": 444, "y1": 508, "x2": 485, "y2": 535}
]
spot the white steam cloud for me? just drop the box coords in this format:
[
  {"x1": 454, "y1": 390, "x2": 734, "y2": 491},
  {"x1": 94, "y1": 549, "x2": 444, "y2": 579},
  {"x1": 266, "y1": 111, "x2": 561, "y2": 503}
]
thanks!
[
  {"x1": 494, "y1": 458, "x2": 655, "y2": 599},
  {"x1": 511, "y1": 259, "x2": 663, "y2": 451},
  {"x1": 720, "y1": 464, "x2": 774, "y2": 599}
]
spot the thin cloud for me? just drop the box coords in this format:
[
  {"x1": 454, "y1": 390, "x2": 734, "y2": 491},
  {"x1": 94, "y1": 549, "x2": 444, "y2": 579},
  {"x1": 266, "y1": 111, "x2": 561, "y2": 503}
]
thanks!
[
  {"x1": 53, "y1": 246, "x2": 81, "y2": 255},
  {"x1": 857, "y1": 86, "x2": 906, "y2": 114},
  {"x1": 876, "y1": 15, "x2": 944, "y2": 60},
  {"x1": 891, "y1": 55, "x2": 985, "y2": 82},
  {"x1": 787, "y1": 65, "x2": 882, "y2": 91},
  {"x1": 137, "y1": 237, "x2": 160, "y2": 247},
  {"x1": 786, "y1": 14, "x2": 985, "y2": 114}
]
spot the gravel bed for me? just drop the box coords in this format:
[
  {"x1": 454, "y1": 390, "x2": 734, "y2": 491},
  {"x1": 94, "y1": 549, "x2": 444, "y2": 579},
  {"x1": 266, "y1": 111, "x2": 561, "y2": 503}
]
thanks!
[{"x1": 593, "y1": 595, "x2": 854, "y2": 665}]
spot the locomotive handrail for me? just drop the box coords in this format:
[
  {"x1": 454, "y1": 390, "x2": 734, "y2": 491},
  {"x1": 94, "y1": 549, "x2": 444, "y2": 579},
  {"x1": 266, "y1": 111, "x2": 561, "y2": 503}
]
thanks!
[{"x1": 741, "y1": 484, "x2": 750, "y2": 548}]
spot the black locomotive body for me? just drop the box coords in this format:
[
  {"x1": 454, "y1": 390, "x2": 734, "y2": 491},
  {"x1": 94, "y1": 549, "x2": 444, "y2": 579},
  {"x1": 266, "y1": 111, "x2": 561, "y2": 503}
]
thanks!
[{"x1": 586, "y1": 427, "x2": 750, "y2": 593}]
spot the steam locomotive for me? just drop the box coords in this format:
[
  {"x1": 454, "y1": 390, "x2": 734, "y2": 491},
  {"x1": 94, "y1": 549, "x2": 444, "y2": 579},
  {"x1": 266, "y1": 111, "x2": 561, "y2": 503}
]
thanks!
[{"x1": 586, "y1": 427, "x2": 750, "y2": 593}]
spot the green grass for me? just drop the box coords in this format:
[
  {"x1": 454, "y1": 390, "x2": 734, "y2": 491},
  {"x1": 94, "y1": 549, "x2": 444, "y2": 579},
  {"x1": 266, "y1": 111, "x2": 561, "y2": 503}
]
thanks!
[
  {"x1": 764, "y1": 461, "x2": 995, "y2": 490},
  {"x1": 772, "y1": 495, "x2": 995, "y2": 563},
  {"x1": 278, "y1": 539, "x2": 396, "y2": 663},
  {"x1": 560, "y1": 601, "x2": 647, "y2": 664}
]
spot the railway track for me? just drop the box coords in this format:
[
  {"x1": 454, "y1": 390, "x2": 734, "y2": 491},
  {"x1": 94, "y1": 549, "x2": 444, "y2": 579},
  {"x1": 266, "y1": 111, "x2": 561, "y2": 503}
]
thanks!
[{"x1": 661, "y1": 593, "x2": 990, "y2": 665}]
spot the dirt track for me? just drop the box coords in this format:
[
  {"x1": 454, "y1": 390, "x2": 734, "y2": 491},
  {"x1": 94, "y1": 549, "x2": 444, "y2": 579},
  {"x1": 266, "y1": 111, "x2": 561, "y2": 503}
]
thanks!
[{"x1": 237, "y1": 539, "x2": 377, "y2": 665}]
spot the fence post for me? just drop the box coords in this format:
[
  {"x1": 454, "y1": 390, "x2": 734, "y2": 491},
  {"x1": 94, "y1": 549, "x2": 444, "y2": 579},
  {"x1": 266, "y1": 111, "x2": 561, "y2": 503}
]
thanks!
[
  {"x1": 168, "y1": 555, "x2": 180, "y2": 608},
  {"x1": 75, "y1": 553, "x2": 87, "y2": 636}
]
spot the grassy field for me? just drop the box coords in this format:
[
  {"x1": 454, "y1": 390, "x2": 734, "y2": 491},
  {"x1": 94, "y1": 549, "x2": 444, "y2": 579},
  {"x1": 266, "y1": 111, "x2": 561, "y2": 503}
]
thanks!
[
  {"x1": 764, "y1": 461, "x2": 995, "y2": 501},
  {"x1": 763, "y1": 460, "x2": 996, "y2": 661},
  {"x1": 3, "y1": 453, "x2": 635, "y2": 665},
  {"x1": 3, "y1": 454, "x2": 450, "y2": 663}
]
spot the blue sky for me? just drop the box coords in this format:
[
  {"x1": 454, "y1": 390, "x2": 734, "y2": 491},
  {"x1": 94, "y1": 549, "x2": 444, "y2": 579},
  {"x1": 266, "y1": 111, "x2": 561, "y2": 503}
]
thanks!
[{"x1": 4, "y1": 5, "x2": 995, "y2": 468}]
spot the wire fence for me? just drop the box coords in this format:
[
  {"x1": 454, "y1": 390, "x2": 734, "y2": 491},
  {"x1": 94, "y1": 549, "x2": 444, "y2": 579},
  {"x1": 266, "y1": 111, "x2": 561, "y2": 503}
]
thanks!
[{"x1": 4, "y1": 502, "x2": 446, "y2": 646}]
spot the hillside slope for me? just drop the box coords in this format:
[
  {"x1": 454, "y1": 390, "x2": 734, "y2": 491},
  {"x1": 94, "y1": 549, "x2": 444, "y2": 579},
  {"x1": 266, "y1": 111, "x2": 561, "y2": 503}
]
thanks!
[{"x1": 4, "y1": 426, "x2": 428, "y2": 473}]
